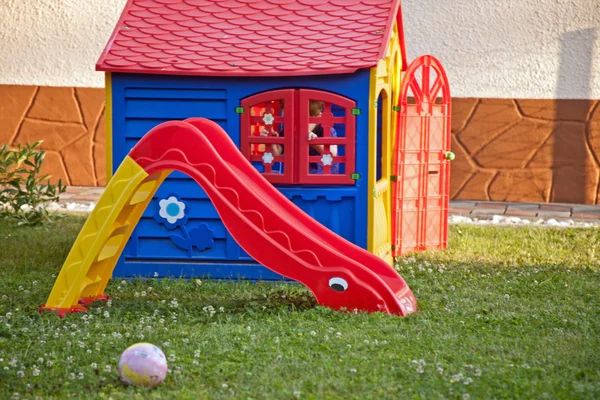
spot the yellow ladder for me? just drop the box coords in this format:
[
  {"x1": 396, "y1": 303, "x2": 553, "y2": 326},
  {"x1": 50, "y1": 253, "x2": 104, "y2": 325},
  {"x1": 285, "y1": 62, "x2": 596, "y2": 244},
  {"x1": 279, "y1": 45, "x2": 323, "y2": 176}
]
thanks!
[{"x1": 42, "y1": 156, "x2": 170, "y2": 314}]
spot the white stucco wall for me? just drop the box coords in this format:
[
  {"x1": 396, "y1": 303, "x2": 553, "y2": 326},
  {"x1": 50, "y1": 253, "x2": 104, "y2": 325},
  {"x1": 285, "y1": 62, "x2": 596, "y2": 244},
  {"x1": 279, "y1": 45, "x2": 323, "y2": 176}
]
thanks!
[
  {"x1": 403, "y1": 0, "x2": 600, "y2": 99},
  {"x1": 0, "y1": 0, "x2": 127, "y2": 88},
  {"x1": 0, "y1": 0, "x2": 598, "y2": 99}
]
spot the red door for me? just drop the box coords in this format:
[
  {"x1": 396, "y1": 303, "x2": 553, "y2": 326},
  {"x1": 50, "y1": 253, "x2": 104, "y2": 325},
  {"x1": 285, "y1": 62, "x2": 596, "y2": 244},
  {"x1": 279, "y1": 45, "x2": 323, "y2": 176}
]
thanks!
[{"x1": 391, "y1": 55, "x2": 452, "y2": 256}]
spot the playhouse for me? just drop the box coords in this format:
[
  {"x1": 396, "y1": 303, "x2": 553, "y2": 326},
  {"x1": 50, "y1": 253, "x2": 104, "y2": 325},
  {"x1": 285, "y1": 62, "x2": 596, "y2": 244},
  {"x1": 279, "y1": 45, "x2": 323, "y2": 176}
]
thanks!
[
  {"x1": 92, "y1": 0, "x2": 452, "y2": 279},
  {"x1": 42, "y1": 0, "x2": 451, "y2": 316}
]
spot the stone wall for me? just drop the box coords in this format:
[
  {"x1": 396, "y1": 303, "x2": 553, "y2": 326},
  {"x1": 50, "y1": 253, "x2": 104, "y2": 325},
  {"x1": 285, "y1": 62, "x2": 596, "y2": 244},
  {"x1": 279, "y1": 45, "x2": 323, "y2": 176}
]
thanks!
[
  {"x1": 1, "y1": 85, "x2": 599, "y2": 204},
  {"x1": 451, "y1": 98, "x2": 600, "y2": 204},
  {"x1": 0, "y1": 85, "x2": 106, "y2": 186}
]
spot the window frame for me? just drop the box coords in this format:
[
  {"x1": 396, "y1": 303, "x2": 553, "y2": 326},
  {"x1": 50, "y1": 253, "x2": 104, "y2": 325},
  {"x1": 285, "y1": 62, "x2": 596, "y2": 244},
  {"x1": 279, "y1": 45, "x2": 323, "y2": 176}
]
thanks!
[
  {"x1": 240, "y1": 90, "x2": 295, "y2": 184},
  {"x1": 240, "y1": 89, "x2": 356, "y2": 186}
]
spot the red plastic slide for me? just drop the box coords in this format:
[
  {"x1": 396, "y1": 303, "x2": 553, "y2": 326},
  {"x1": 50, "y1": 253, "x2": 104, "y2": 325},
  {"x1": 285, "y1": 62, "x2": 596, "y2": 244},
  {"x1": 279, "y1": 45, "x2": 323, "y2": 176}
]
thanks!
[{"x1": 129, "y1": 118, "x2": 417, "y2": 316}]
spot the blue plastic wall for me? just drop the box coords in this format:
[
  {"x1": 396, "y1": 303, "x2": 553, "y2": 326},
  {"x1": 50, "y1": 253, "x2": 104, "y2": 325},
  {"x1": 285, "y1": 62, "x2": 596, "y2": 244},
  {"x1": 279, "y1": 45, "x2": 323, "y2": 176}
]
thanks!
[{"x1": 109, "y1": 72, "x2": 371, "y2": 280}]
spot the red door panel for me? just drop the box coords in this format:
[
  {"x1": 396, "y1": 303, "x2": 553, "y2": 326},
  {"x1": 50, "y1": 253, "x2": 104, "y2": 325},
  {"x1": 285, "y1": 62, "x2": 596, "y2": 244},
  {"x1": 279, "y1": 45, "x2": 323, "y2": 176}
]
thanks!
[{"x1": 392, "y1": 55, "x2": 451, "y2": 257}]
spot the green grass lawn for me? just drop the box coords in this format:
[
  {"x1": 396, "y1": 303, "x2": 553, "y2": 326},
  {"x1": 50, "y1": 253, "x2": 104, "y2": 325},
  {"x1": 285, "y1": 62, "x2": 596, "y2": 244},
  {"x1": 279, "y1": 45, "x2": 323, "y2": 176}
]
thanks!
[{"x1": 0, "y1": 217, "x2": 599, "y2": 399}]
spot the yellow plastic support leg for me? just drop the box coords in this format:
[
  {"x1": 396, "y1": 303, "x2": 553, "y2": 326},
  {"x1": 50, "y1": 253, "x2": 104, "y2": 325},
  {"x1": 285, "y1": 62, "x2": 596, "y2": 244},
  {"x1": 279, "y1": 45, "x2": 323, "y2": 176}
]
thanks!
[{"x1": 41, "y1": 156, "x2": 171, "y2": 316}]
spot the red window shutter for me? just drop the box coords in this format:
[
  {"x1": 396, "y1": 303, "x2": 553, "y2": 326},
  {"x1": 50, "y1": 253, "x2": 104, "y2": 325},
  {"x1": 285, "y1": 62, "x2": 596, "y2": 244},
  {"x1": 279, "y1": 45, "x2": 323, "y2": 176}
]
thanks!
[
  {"x1": 241, "y1": 90, "x2": 295, "y2": 184},
  {"x1": 296, "y1": 89, "x2": 356, "y2": 185}
]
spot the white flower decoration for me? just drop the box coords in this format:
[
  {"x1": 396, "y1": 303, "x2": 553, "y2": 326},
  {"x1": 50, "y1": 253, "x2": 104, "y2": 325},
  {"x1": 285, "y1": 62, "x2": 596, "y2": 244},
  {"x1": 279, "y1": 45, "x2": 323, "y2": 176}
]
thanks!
[
  {"x1": 321, "y1": 153, "x2": 333, "y2": 166},
  {"x1": 262, "y1": 113, "x2": 274, "y2": 125},
  {"x1": 262, "y1": 152, "x2": 274, "y2": 164},
  {"x1": 158, "y1": 196, "x2": 186, "y2": 224}
]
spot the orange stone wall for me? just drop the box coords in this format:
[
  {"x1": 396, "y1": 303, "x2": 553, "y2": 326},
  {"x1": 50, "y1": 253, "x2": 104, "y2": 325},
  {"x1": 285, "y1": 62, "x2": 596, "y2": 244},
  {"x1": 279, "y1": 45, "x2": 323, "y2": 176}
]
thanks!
[
  {"x1": 0, "y1": 85, "x2": 106, "y2": 186},
  {"x1": 451, "y1": 98, "x2": 600, "y2": 204},
  {"x1": 1, "y1": 85, "x2": 599, "y2": 204}
]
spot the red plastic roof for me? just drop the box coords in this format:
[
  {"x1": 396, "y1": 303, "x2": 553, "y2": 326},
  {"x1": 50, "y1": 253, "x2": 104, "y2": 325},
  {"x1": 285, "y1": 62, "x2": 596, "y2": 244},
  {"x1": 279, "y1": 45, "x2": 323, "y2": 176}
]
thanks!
[{"x1": 96, "y1": 0, "x2": 406, "y2": 77}]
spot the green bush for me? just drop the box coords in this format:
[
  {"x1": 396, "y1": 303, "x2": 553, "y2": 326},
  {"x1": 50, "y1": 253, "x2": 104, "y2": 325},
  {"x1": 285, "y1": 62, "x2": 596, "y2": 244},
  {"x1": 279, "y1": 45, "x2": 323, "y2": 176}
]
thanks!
[{"x1": 0, "y1": 141, "x2": 66, "y2": 226}]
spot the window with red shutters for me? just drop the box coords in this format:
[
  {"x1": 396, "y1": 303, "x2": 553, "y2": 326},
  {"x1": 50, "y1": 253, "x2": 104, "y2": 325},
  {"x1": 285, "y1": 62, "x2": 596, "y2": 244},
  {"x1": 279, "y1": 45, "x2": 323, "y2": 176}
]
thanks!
[
  {"x1": 240, "y1": 90, "x2": 295, "y2": 184},
  {"x1": 240, "y1": 89, "x2": 356, "y2": 185}
]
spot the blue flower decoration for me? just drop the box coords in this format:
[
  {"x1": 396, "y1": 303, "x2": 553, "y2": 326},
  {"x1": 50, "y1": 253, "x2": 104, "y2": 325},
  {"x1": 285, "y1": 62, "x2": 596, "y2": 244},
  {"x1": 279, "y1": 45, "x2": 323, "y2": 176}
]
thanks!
[
  {"x1": 154, "y1": 194, "x2": 214, "y2": 256},
  {"x1": 155, "y1": 194, "x2": 188, "y2": 230},
  {"x1": 189, "y1": 224, "x2": 215, "y2": 251}
]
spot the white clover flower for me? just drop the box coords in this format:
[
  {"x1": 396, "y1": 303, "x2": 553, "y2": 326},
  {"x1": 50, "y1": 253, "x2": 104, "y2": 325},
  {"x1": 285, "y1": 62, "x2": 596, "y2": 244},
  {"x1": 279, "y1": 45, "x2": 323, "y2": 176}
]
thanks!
[
  {"x1": 104, "y1": 365, "x2": 111, "y2": 373},
  {"x1": 158, "y1": 196, "x2": 186, "y2": 224},
  {"x1": 32, "y1": 366, "x2": 40, "y2": 376},
  {"x1": 262, "y1": 152, "x2": 274, "y2": 164},
  {"x1": 17, "y1": 371, "x2": 24, "y2": 378},
  {"x1": 321, "y1": 153, "x2": 333, "y2": 166},
  {"x1": 262, "y1": 113, "x2": 274, "y2": 125}
]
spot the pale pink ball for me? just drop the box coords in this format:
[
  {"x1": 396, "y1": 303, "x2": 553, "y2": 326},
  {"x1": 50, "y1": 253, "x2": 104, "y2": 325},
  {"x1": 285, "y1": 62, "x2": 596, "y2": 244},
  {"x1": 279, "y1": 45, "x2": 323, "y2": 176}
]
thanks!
[{"x1": 118, "y1": 343, "x2": 168, "y2": 388}]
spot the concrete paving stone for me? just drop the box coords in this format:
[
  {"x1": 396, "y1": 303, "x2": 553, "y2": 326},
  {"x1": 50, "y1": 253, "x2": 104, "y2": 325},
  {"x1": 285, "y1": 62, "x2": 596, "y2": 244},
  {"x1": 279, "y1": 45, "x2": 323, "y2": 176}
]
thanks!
[
  {"x1": 65, "y1": 186, "x2": 86, "y2": 193},
  {"x1": 504, "y1": 210, "x2": 538, "y2": 217},
  {"x1": 449, "y1": 208, "x2": 472, "y2": 215},
  {"x1": 449, "y1": 201, "x2": 477, "y2": 209},
  {"x1": 539, "y1": 204, "x2": 574, "y2": 212},
  {"x1": 535, "y1": 210, "x2": 572, "y2": 218},
  {"x1": 470, "y1": 209, "x2": 503, "y2": 216},
  {"x1": 69, "y1": 195, "x2": 101, "y2": 202},
  {"x1": 82, "y1": 188, "x2": 105, "y2": 195},
  {"x1": 571, "y1": 206, "x2": 600, "y2": 213},
  {"x1": 474, "y1": 202, "x2": 508, "y2": 210},
  {"x1": 572, "y1": 212, "x2": 600, "y2": 220},
  {"x1": 506, "y1": 203, "x2": 541, "y2": 211}
]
